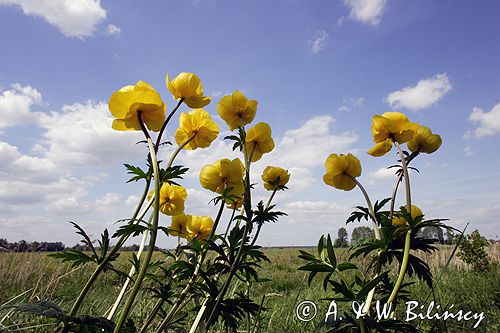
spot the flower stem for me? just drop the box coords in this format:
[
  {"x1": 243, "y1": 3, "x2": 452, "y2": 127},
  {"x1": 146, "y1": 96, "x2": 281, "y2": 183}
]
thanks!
[
  {"x1": 153, "y1": 201, "x2": 225, "y2": 333},
  {"x1": 113, "y1": 138, "x2": 161, "y2": 333},
  {"x1": 387, "y1": 141, "x2": 413, "y2": 306},
  {"x1": 106, "y1": 213, "x2": 153, "y2": 320},
  {"x1": 155, "y1": 98, "x2": 184, "y2": 152},
  {"x1": 351, "y1": 178, "x2": 381, "y2": 241},
  {"x1": 68, "y1": 180, "x2": 152, "y2": 317}
]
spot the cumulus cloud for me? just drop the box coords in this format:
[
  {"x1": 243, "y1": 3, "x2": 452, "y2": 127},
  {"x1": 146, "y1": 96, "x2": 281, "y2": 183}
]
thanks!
[
  {"x1": 38, "y1": 101, "x2": 144, "y2": 166},
  {"x1": 386, "y1": 73, "x2": 452, "y2": 111},
  {"x1": 0, "y1": 0, "x2": 107, "y2": 38},
  {"x1": 342, "y1": 0, "x2": 388, "y2": 26},
  {"x1": 464, "y1": 103, "x2": 500, "y2": 138},
  {"x1": 369, "y1": 167, "x2": 395, "y2": 181},
  {"x1": 309, "y1": 30, "x2": 329, "y2": 54},
  {"x1": 0, "y1": 83, "x2": 43, "y2": 129}
]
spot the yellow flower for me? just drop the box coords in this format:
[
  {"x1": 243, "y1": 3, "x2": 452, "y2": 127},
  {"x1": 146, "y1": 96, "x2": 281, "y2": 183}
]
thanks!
[
  {"x1": 407, "y1": 125, "x2": 442, "y2": 154},
  {"x1": 166, "y1": 72, "x2": 210, "y2": 108},
  {"x1": 199, "y1": 158, "x2": 245, "y2": 194},
  {"x1": 174, "y1": 109, "x2": 219, "y2": 149},
  {"x1": 109, "y1": 81, "x2": 166, "y2": 131},
  {"x1": 368, "y1": 112, "x2": 417, "y2": 157},
  {"x1": 148, "y1": 183, "x2": 187, "y2": 216},
  {"x1": 323, "y1": 153, "x2": 361, "y2": 191},
  {"x1": 226, "y1": 181, "x2": 245, "y2": 209},
  {"x1": 186, "y1": 215, "x2": 214, "y2": 241},
  {"x1": 245, "y1": 122, "x2": 275, "y2": 162},
  {"x1": 217, "y1": 90, "x2": 257, "y2": 130},
  {"x1": 261, "y1": 166, "x2": 290, "y2": 191},
  {"x1": 392, "y1": 205, "x2": 423, "y2": 226},
  {"x1": 169, "y1": 213, "x2": 189, "y2": 238}
]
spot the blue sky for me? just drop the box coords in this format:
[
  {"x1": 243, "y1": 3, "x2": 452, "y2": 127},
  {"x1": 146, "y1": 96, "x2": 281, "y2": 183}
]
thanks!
[{"x1": 1, "y1": 0, "x2": 499, "y2": 247}]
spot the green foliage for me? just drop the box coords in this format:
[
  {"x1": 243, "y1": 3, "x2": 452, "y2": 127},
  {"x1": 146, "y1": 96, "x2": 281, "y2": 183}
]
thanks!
[{"x1": 458, "y1": 229, "x2": 491, "y2": 272}]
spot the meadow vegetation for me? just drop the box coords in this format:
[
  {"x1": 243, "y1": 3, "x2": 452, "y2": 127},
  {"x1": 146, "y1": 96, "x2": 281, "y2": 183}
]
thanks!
[{"x1": 0, "y1": 245, "x2": 498, "y2": 332}]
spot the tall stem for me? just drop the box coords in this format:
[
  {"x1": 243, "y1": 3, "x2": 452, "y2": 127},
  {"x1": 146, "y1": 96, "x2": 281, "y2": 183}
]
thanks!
[
  {"x1": 113, "y1": 139, "x2": 161, "y2": 333},
  {"x1": 349, "y1": 177, "x2": 381, "y2": 315},
  {"x1": 351, "y1": 178, "x2": 381, "y2": 241},
  {"x1": 153, "y1": 201, "x2": 225, "y2": 333},
  {"x1": 206, "y1": 128, "x2": 254, "y2": 327},
  {"x1": 106, "y1": 213, "x2": 153, "y2": 320},
  {"x1": 155, "y1": 99, "x2": 184, "y2": 152},
  {"x1": 69, "y1": 181, "x2": 152, "y2": 316},
  {"x1": 387, "y1": 141, "x2": 412, "y2": 306}
]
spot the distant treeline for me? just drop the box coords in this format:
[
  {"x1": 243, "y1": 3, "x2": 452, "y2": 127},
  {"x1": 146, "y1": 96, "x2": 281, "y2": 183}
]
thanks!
[{"x1": 0, "y1": 239, "x2": 154, "y2": 253}]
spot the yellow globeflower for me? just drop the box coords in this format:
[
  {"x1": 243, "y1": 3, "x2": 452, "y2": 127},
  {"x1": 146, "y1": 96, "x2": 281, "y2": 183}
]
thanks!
[
  {"x1": 169, "y1": 213, "x2": 190, "y2": 238},
  {"x1": 217, "y1": 90, "x2": 257, "y2": 130},
  {"x1": 186, "y1": 215, "x2": 214, "y2": 241},
  {"x1": 199, "y1": 158, "x2": 245, "y2": 193},
  {"x1": 245, "y1": 122, "x2": 275, "y2": 162},
  {"x1": 109, "y1": 81, "x2": 166, "y2": 132},
  {"x1": 323, "y1": 153, "x2": 361, "y2": 191},
  {"x1": 174, "y1": 109, "x2": 219, "y2": 149},
  {"x1": 226, "y1": 181, "x2": 245, "y2": 209},
  {"x1": 166, "y1": 72, "x2": 210, "y2": 108},
  {"x1": 148, "y1": 183, "x2": 187, "y2": 216},
  {"x1": 368, "y1": 112, "x2": 418, "y2": 157},
  {"x1": 393, "y1": 205, "x2": 423, "y2": 226},
  {"x1": 407, "y1": 125, "x2": 442, "y2": 154},
  {"x1": 261, "y1": 166, "x2": 290, "y2": 191}
]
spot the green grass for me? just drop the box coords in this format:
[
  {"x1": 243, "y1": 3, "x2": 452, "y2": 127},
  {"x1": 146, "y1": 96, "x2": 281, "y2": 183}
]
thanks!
[{"x1": 0, "y1": 246, "x2": 498, "y2": 332}]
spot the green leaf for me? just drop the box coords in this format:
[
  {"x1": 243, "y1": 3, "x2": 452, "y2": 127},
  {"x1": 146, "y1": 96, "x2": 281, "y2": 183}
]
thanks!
[
  {"x1": 326, "y1": 234, "x2": 336, "y2": 269},
  {"x1": 124, "y1": 163, "x2": 150, "y2": 183}
]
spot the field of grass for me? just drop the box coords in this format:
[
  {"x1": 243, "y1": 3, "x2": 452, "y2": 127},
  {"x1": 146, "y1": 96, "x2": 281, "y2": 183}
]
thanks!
[{"x1": 0, "y1": 245, "x2": 498, "y2": 332}]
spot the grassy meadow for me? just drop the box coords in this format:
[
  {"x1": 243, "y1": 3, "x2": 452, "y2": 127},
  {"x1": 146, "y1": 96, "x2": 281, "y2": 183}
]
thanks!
[{"x1": 0, "y1": 245, "x2": 498, "y2": 332}]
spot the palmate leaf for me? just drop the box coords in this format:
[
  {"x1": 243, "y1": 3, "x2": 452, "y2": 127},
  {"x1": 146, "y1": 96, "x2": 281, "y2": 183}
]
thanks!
[
  {"x1": 252, "y1": 201, "x2": 287, "y2": 226},
  {"x1": 112, "y1": 223, "x2": 149, "y2": 238},
  {"x1": 48, "y1": 250, "x2": 95, "y2": 268},
  {"x1": 124, "y1": 163, "x2": 150, "y2": 183},
  {"x1": 69, "y1": 221, "x2": 97, "y2": 258},
  {"x1": 160, "y1": 165, "x2": 189, "y2": 185},
  {"x1": 7, "y1": 301, "x2": 119, "y2": 333},
  {"x1": 208, "y1": 293, "x2": 260, "y2": 331}
]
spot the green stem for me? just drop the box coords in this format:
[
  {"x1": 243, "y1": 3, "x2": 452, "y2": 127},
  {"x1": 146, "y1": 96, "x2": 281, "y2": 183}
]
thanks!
[
  {"x1": 387, "y1": 141, "x2": 413, "y2": 306},
  {"x1": 68, "y1": 180, "x2": 151, "y2": 317},
  {"x1": 155, "y1": 98, "x2": 184, "y2": 152},
  {"x1": 107, "y1": 213, "x2": 153, "y2": 320},
  {"x1": 154, "y1": 201, "x2": 226, "y2": 333},
  {"x1": 113, "y1": 139, "x2": 161, "y2": 333},
  {"x1": 351, "y1": 178, "x2": 381, "y2": 241},
  {"x1": 387, "y1": 230, "x2": 411, "y2": 305},
  {"x1": 223, "y1": 207, "x2": 237, "y2": 239},
  {"x1": 206, "y1": 131, "x2": 254, "y2": 327}
]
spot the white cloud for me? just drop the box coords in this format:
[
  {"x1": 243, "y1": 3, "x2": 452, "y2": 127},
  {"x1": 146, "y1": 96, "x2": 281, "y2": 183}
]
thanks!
[
  {"x1": 106, "y1": 24, "x2": 121, "y2": 38},
  {"x1": 465, "y1": 103, "x2": 500, "y2": 138},
  {"x1": 0, "y1": 0, "x2": 107, "y2": 38},
  {"x1": 0, "y1": 83, "x2": 42, "y2": 129},
  {"x1": 386, "y1": 73, "x2": 452, "y2": 111},
  {"x1": 369, "y1": 167, "x2": 395, "y2": 180},
  {"x1": 463, "y1": 145, "x2": 473, "y2": 157},
  {"x1": 338, "y1": 97, "x2": 364, "y2": 112},
  {"x1": 343, "y1": 0, "x2": 388, "y2": 26},
  {"x1": 38, "y1": 101, "x2": 144, "y2": 166},
  {"x1": 309, "y1": 30, "x2": 329, "y2": 54},
  {"x1": 265, "y1": 115, "x2": 358, "y2": 170}
]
